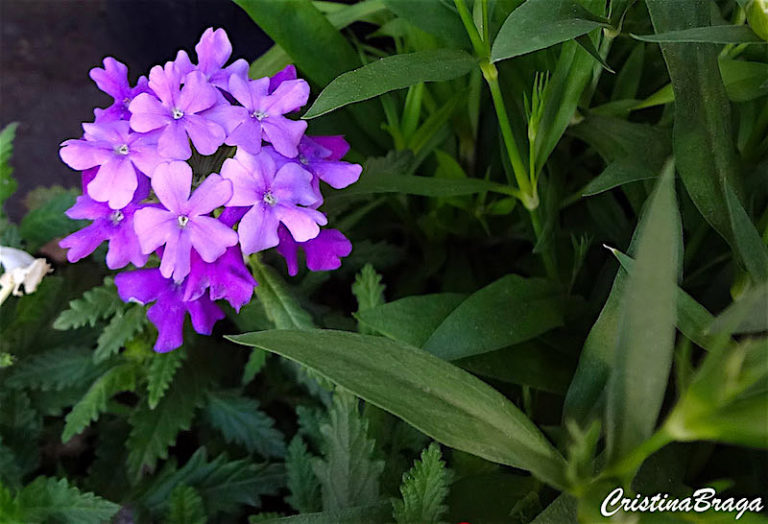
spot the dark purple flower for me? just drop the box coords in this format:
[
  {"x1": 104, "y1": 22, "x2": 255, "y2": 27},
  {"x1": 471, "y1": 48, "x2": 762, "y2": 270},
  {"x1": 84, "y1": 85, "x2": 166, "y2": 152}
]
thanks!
[
  {"x1": 115, "y1": 268, "x2": 224, "y2": 352},
  {"x1": 221, "y1": 149, "x2": 326, "y2": 255},
  {"x1": 59, "y1": 176, "x2": 149, "y2": 269},
  {"x1": 133, "y1": 161, "x2": 237, "y2": 282},
  {"x1": 183, "y1": 246, "x2": 257, "y2": 311},
  {"x1": 174, "y1": 27, "x2": 249, "y2": 91},
  {"x1": 269, "y1": 65, "x2": 297, "y2": 93},
  {"x1": 217, "y1": 74, "x2": 309, "y2": 156},
  {"x1": 90, "y1": 57, "x2": 151, "y2": 122},
  {"x1": 129, "y1": 64, "x2": 226, "y2": 159},
  {"x1": 297, "y1": 135, "x2": 362, "y2": 189},
  {"x1": 60, "y1": 121, "x2": 163, "y2": 209},
  {"x1": 276, "y1": 226, "x2": 352, "y2": 276}
]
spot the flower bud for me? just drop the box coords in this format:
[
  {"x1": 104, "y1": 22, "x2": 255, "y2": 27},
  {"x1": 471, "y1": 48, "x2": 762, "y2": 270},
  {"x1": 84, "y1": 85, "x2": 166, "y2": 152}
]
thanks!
[{"x1": 747, "y1": 0, "x2": 768, "y2": 41}]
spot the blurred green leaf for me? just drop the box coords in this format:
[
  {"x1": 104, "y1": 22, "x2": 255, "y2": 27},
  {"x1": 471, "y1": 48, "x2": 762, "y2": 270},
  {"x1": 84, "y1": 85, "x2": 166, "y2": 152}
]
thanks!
[
  {"x1": 13, "y1": 476, "x2": 119, "y2": 524},
  {"x1": 708, "y1": 282, "x2": 768, "y2": 335},
  {"x1": 147, "y1": 350, "x2": 186, "y2": 410},
  {"x1": 724, "y1": 181, "x2": 768, "y2": 283},
  {"x1": 633, "y1": 24, "x2": 765, "y2": 44},
  {"x1": 54, "y1": 278, "x2": 122, "y2": 330},
  {"x1": 6, "y1": 347, "x2": 97, "y2": 391},
  {"x1": 250, "y1": 258, "x2": 315, "y2": 330},
  {"x1": 606, "y1": 161, "x2": 681, "y2": 462},
  {"x1": 392, "y1": 442, "x2": 452, "y2": 524},
  {"x1": 167, "y1": 485, "x2": 206, "y2": 524},
  {"x1": 343, "y1": 172, "x2": 511, "y2": 197},
  {"x1": 19, "y1": 187, "x2": 82, "y2": 252},
  {"x1": 93, "y1": 305, "x2": 146, "y2": 363},
  {"x1": 228, "y1": 329, "x2": 568, "y2": 488},
  {"x1": 286, "y1": 436, "x2": 322, "y2": 513},
  {"x1": 255, "y1": 503, "x2": 391, "y2": 523},
  {"x1": 382, "y1": 0, "x2": 470, "y2": 49},
  {"x1": 0, "y1": 122, "x2": 19, "y2": 210},
  {"x1": 304, "y1": 50, "x2": 476, "y2": 118}
]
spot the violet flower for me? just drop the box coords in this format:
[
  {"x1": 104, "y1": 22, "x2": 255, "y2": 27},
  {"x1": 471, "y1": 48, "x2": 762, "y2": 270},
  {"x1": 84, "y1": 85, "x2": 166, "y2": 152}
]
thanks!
[
  {"x1": 174, "y1": 27, "x2": 249, "y2": 91},
  {"x1": 59, "y1": 176, "x2": 149, "y2": 269},
  {"x1": 183, "y1": 247, "x2": 257, "y2": 312},
  {"x1": 218, "y1": 74, "x2": 309, "y2": 156},
  {"x1": 60, "y1": 120, "x2": 163, "y2": 209},
  {"x1": 115, "y1": 268, "x2": 224, "y2": 352},
  {"x1": 276, "y1": 226, "x2": 352, "y2": 276},
  {"x1": 297, "y1": 135, "x2": 362, "y2": 189},
  {"x1": 269, "y1": 65, "x2": 297, "y2": 93},
  {"x1": 133, "y1": 161, "x2": 237, "y2": 282},
  {"x1": 221, "y1": 149, "x2": 326, "y2": 255},
  {"x1": 129, "y1": 64, "x2": 225, "y2": 159},
  {"x1": 90, "y1": 57, "x2": 150, "y2": 122}
]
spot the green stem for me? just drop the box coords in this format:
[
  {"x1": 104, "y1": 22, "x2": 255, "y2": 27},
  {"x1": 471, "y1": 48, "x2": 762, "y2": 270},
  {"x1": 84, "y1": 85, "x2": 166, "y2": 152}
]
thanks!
[
  {"x1": 530, "y1": 207, "x2": 558, "y2": 280},
  {"x1": 453, "y1": 0, "x2": 487, "y2": 56},
  {"x1": 602, "y1": 427, "x2": 675, "y2": 481}
]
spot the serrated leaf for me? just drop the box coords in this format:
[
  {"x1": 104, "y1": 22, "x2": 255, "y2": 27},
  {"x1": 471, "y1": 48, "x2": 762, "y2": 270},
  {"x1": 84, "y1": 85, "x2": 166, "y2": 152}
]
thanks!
[
  {"x1": 167, "y1": 485, "x2": 206, "y2": 524},
  {"x1": 286, "y1": 436, "x2": 322, "y2": 513},
  {"x1": 204, "y1": 390, "x2": 285, "y2": 458},
  {"x1": 352, "y1": 264, "x2": 386, "y2": 335},
  {"x1": 6, "y1": 347, "x2": 96, "y2": 391},
  {"x1": 250, "y1": 257, "x2": 315, "y2": 330},
  {"x1": 146, "y1": 350, "x2": 186, "y2": 410},
  {"x1": 15, "y1": 476, "x2": 119, "y2": 524},
  {"x1": 0, "y1": 122, "x2": 19, "y2": 209},
  {"x1": 312, "y1": 391, "x2": 384, "y2": 510},
  {"x1": 242, "y1": 348, "x2": 267, "y2": 385},
  {"x1": 392, "y1": 443, "x2": 452, "y2": 524},
  {"x1": 62, "y1": 362, "x2": 137, "y2": 443},
  {"x1": 94, "y1": 305, "x2": 147, "y2": 362},
  {"x1": 54, "y1": 279, "x2": 123, "y2": 330},
  {"x1": 126, "y1": 362, "x2": 209, "y2": 481}
]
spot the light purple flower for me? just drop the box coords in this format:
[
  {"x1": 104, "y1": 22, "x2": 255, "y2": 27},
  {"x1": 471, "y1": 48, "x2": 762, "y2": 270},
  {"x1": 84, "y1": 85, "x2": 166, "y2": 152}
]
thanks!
[
  {"x1": 174, "y1": 27, "x2": 249, "y2": 91},
  {"x1": 90, "y1": 57, "x2": 151, "y2": 122},
  {"x1": 115, "y1": 268, "x2": 224, "y2": 352},
  {"x1": 60, "y1": 120, "x2": 163, "y2": 209},
  {"x1": 129, "y1": 63, "x2": 225, "y2": 159},
  {"x1": 297, "y1": 135, "x2": 361, "y2": 189},
  {"x1": 276, "y1": 226, "x2": 352, "y2": 276},
  {"x1": 183, "y1": 246, "x2": 257, "y2": 312},
  {"x1": 221, "y1": 149, "x2": 326, "y2": 255},
  {"x1": 59, "y1": 175, "x2": 149, "y2": 269},
  {"x1": 217, "y1": 74, "x2": 309, "y2": 156},
  {"x1": 133, "y1": 161, "x2": 237, "y2": 282}
]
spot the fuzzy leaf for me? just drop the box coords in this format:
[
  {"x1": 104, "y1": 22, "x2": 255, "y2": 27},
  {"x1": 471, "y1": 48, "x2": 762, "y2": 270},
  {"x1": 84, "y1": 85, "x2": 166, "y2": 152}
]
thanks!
[
  {"x1": 204, "y1": 390, "x2": 286, "y2": 458},
  {"x1": 250, "y1": 257, "x2": 315, "y2": 330},
  {"x1": 61, "y1": 362, "x2": 137, "y2": 443},
  {"x1": 146, "y1": 350, "x2": 186, "y2": 410},
  {"x1": 353, "y1": 264, "x2": 386, "y2": 335},
  {"x1": 14, "y1": 476, "x2": 119, "y2": 524},
  {"x1": 242, "y1": 348, "x2": 267, "y2": 385},
  {"x1": 6, "y1": 347, "x2": 96, "y2": 391},
  {"x1": 167, "y1": 485, "x2": 206, "y2": 524},
  {"x1": 311, "y1": 391, "x2": 384, "y2": 510},
  {"x1": 286, "y1": 436, "x2": 322, "y2": 513},
  {"x1": 54, "y1": 279, "x2": 123, "y2": 330},
  {"x1": 94, "y1": 305, "x2": 147, "y2": 362},
  {"x1": 392, "y1": 443, "x2": 452, "y2": 524}
]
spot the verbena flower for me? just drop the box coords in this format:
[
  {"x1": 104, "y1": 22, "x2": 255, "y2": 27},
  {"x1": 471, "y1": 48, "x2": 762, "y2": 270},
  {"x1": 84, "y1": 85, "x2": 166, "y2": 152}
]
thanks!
[
  {"x1": 90, "y1": 57, "x2": 150, "y2": 122},
  {"x1": 133, "y1": 161, "x2": 237, "y2": 282},
  {"x1": 296, "y1": 135, "x2": 362, "y2": 189},
  {"x1": 115, "y1": 268, "x2": 224, "y2": 352},
  {"x1": 221, "y1": 149, "x2": 326, "y2": 255},
  {"x1": 174, "y1": 27, "x2": 249, "y2": 91},
  {"x1": 60, "y1": 121, "x2": 163, "y2": 209},
  {"x1": 184, "y1": 246, "x2": 257, "y2": 311},
  {"x1": 276, "y1": 226, "x2": 352, "y2": 276},
  {"x1": 129, "y1": 64, "x2": 225, "y2": 159}
]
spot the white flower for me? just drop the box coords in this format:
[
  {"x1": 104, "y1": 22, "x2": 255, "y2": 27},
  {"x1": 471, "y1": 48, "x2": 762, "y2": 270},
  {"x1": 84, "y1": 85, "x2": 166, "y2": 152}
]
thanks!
[{"x1": 0, "y1": 246, "x2": 53, "y2": 306}]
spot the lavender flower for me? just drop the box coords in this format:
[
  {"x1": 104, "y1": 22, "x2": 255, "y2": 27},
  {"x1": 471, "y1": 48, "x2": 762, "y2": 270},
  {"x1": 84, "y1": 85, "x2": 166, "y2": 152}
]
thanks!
[
  {"x1": 60, "y1": 120, "x2": 163, "y2": 209},
  {"x1": 276, "y1": 226, "x2": 352, "y2": 276},
  {"x1": 115, "y1": 268, "x2": 224, "y2": 352},
  {"x1": 297, "y1": 135, "x2": 362, "y2": 189},
  {"x1": 129, "y1": 64, "x2": 225, "y2": 159},
  {"x1": 174, "y1": 27, "x2": 249, "y2": 91},
  {"x1": 133, "y1": 161, "x2": 237, "y2": 282},
  {"x1": 221, "y1": 149, "x2": 326, "y2": 255},
  {"x1": 90, "y1": 57, "x2": 150, "y2": 122},
  {"x1": 184, "y1": 247, "x2": 257, "y2": 312}
]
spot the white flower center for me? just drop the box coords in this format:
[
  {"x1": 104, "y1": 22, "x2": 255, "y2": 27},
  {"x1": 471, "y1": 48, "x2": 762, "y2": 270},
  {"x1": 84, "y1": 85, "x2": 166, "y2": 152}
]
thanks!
[
  {"x1": 116, "y1": 144, "x2": 129, "y2": 155},
  {"x1": 172, "y1": 108, "x2": 184, "y2": 120},
  {"x1": 110, "y1": 210, "x2": 125, "y2": 224},
  {"x1": 177, "y1": 215, "x2": 189, "y2": 228},
  {"x1": 299, "y1": 154, "x2": 309, "y2": 165},
  {"x1": 251, "y1": 110, "x2": 268, "y2": 121},
  {"x1": 262, "y1": 191, "x2": 276, "y2": 206}
]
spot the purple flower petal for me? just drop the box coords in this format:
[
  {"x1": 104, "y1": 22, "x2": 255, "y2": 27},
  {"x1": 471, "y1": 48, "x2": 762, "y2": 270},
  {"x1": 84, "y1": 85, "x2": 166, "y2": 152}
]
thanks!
[
  {"x1": 157, "y1": 121, "x2": 191, "y2": 160},
  {"x1": 59, "y1": 222, "x2": 111, "y2": 263},
  {"x1": 115, "y1": 268, "x2": 170, "y2": 305},
  {"x1": 269, "y1": 65, "x2": 297, "y2": 93},
  {"x1": 264, "y1": 79, "x2": 309, "y2": 115},
  {"x1": 261, "y1": 116, "x2": 307, "y2": 157},
  {"x1": 225, "y1": 118, "x2": 263, "y2": 154},
  {"x1": 89, "y1": 57, "x2": 129, "y2": 100},
  {"x1": 274, "y1": 204, "x2": 324, "y2": 243},
  {"x1": 65, "y1": 194, "x2": 110, "y2": 220},
  {"x1": 148, "y1": 299, "x2": 186, "y2": 352},
  {"x1": 152, "y1": 161, "x2": 192, "y2": 213},
  {"x1": 160, "y1": 228, "x2": 192, "y2": 282},
  {"x1": 128, "y1": 93, "x2": 170, "y2": 133},
  {"x1": 304, "y1": 228, "x2": 352, "y2": 272},
  {"x1": 239, "y1": 204, "x2": 280, "y2": 254},
  {"x1": 220, "y1": 155, "x2": 266, "y2": 206},
  {"x1": 187, "y1": 216, "x2": 238, "y2": 262},
  {"x1": 311, "y1": 159, "x2": 362, "y2": 189},
  {"x1": 186, "y1": 293, "x2": 225, "y2": 335},
  {"x1": 134, "y1": 206, "x2": 175, "y2": 254},
  {"x1": 272, "y1": 163, "x2": 318, "y2": 206},
  {"x1": 309, "y1": 135, "x2": 351, "y2": 160},
  {"x1": 86, "y1": 157, "x2": 138, "y2": 209},
  {"x1": 179, "y1": 71, "x2": 218, "y2": 115},
  {"x1": 105, "y1": 213, "x2": 147, "y2": 269},
  {"x1": 186, "y1": 174, "x2": 233, "y2": 215},
  {"x1": 59, "y1": 139, "x2": 111, "y2": 171},
  {"x1": 183, "y1": 113, "x2": 225, "y2": 156}
]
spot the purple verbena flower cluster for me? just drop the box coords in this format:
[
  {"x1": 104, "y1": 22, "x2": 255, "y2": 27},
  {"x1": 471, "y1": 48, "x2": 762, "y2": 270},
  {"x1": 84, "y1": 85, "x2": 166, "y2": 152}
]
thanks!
[{"x1": 59, "y1": 28, "x2": 360, "y2": 352}]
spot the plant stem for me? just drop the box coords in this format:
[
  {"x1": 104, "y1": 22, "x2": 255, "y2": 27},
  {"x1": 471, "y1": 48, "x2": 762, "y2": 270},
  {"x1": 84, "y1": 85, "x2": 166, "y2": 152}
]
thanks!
[
  {"x1": 603, "y1": 427, "x2": 674, "y2": 481},
  {"x1": 530, "y1": 206, "x2": 558, "y2": 280}
]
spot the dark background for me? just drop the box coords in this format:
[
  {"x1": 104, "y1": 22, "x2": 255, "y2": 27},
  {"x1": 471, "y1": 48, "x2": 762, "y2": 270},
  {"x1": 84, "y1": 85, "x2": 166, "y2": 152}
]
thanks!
[{"x1": 0, "y1": 0, "x2": 272, "y2": 221}]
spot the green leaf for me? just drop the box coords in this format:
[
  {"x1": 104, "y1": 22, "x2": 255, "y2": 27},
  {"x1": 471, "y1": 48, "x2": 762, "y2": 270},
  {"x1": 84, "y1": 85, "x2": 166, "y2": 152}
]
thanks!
[
  {"x1": 6, "y1": 347, "x2": 96, "y2": 391},
  {"x1": 255, "y1": 503, "x2": 391, "y2": 524},
  {"x1": 606, "y1": 160, "x2": 681, "y2": 462},
  {"x1": 352, "y1": 263, "x2": 386, "y2": 313},
  {"x1": 146, "y1": 350, "x2": 186, "y2": 410},
  {"x1": 93, "y1": 305, "x2": 146, "y2": 362},
  {"x1": 54, "y1": 278, "x2": 122, "y2": 330},
  {"x1": 242, "y1": 348, "x2": 267, "y2": 385},
  {"x1": 531, "y1": 494, "x2": 578, "y2": 523},
  {"x1": 204, "y1": 390, "x2": 285, "y2": 458},
  {"x1": 382, "y1": 0, "x2": 469, "y2": 49},
  {"x1": 356, "y1": 293, "x2": 466, "y2": 348},
  {"x1": 312, "y1": 391, "x2": 384, "y2": 510},
  {"x1": 646, "y1": 0, "x2": 741, "y2": 246},
  {"x1": 286, "y1": 436, "x2": 322, "y2": 514},
  {"x1": 341, "y1": 173, "x2": 510, "y2": 198},
  {"x1": 166, "y1": 485, "x2": 206, "y2": 524},
  {"x1": 0, "y1": 122, "x2": 19, "y2": 210},
  {"x1": 61, "y1": 362, "x2": 137, "y2": 443},
  {"x1": 720, "y1": 58, "x2": 768, "y2": 102},
  {"x1": 423, "y1": 274, "x2": 563, "y2": 360},
  {"x1": 724, "y1": 181, "x2": 768, "y2": 283},
  {"x1": 18, "y1": 187, "x2": 83, "y2": 252},
  {"x1": 633, "y1": 24, "x2": 765, "y2": 44},
  {"x1": 126, "y1": 362, "x2": 209, "y2": 481},
  {"x1": 228, "y1": 330, "x2": 568, "y2": 488},
  {"x1": 250, "y1": 258, "x2": 315, "y2": 330},
  {"x1": 15, "y1": 476, "x2": 119, "y2": 524},
  {"x1": 304, "y1": 50, "x2": 476, "y2": 118},
  {"x1": 491, "y1": 0, "x2": 608, "y2": 62},
  {"x1": 708, "y1": 282, "x2": 768, "y2": 335},
  {"x1": 581, "y1": 160, "x2": 658, "y2": 196},
  {"x1": 392, "y1": 442, "x2": 452, "y2": 524}
]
